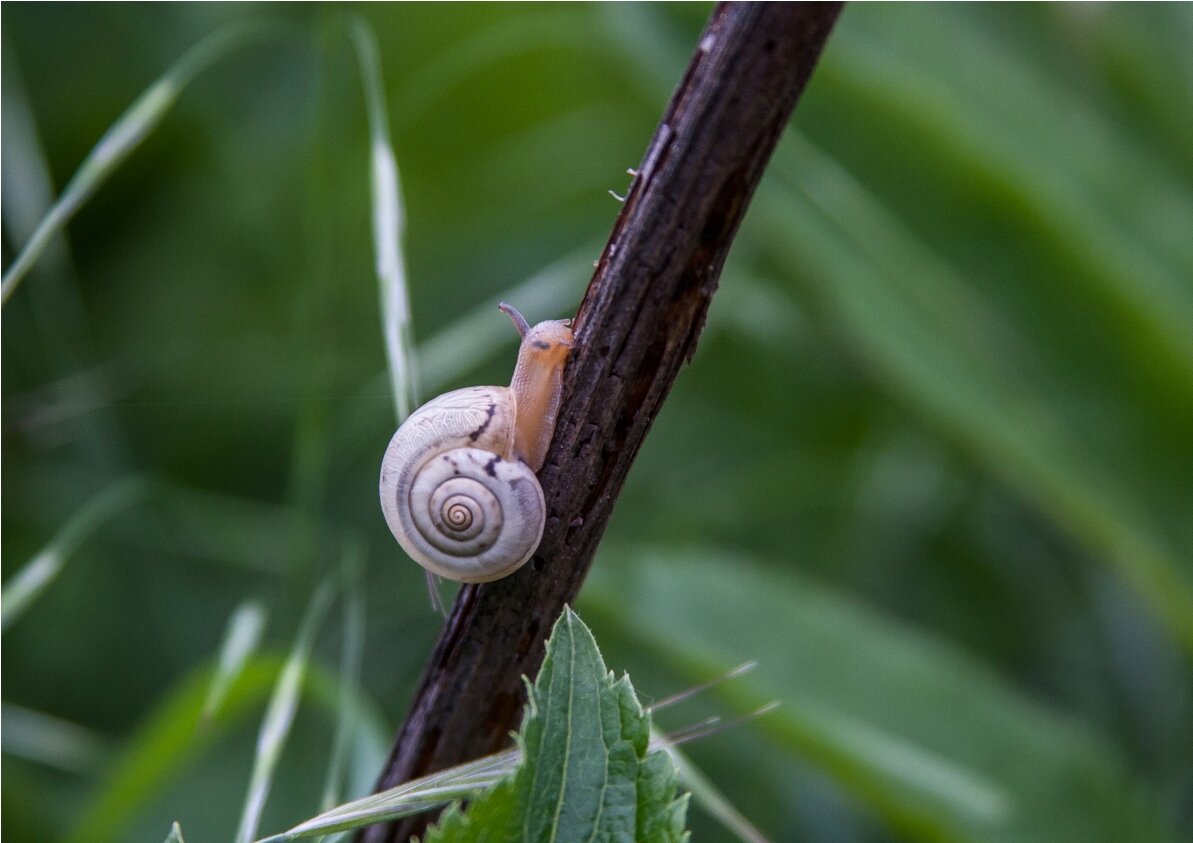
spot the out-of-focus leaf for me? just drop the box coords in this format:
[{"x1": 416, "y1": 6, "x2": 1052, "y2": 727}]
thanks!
[
  {"x1": 148, "y1": 483, "x2": 305, "y2": 575},
  {"x1": 809, "y1": 22, "x2": 1193, "y2": 396},
  {"x1": 66, "y1": 653, "x2": 388, "y2": 843},
  {"x1": 584, "y1": 551, "x2": 1175, "y2": 843},
  {"x1": 756, "y1": 138, "x2": 1193, "y2": 653},
  {"x1": 68, "y1": 658, "x2": 282, "y2": 843}
]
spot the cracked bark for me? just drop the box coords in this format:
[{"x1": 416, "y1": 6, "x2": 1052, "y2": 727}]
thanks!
[{"x1": 360, "y1": 3, "x2": 842, "y2": 840}]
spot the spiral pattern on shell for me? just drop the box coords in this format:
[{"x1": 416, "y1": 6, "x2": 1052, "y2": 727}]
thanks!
[{"x1": 379, "y1": 386, "x2": 546, "y2": 583}]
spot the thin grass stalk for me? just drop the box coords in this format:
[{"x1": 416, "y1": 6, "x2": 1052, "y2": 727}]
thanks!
[
  {"x1": 648, "y1": 661, "x2": 758, "y2": 712},
  {"x1": 1, "y1": 477, "x2": 146, "y2": 633},
  {"x1": 350, "y1": 18, "x2": 418, "y2": 424},
  {"x1": 203, "y1": 601, "x2": 268, "y2": 721},
  {"x1": 0, "y1": 22, "x2": 270, "y2": 305},
  {"x1": 0, "y1": 702, "x2": 109, "y2": 775},
  {"x1": 234, "y1": 581, "x2": 336, "y2": 843},
  {"x1": 256, "y1": 750, "x2": 517, "y2": 842},
  {"x1": 2, "y1": 43, "x2": 77, "y2": 280},
  {"x1": 320, "y1": 541, "x2": 367, "y2": 811}
]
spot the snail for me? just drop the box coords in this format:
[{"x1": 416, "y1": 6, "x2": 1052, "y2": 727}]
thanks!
[{"x1": 379, "y1": 303, "x2": 573, "y2": 583}]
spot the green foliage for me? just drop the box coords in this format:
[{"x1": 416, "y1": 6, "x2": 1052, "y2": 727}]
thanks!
[
  {"x1": 3, "y1": 4, "x2": 1191, "y2": 843},
  {"x1": 424, "y1": 607, "x2": 688, "y2": 843},
  {"x1": 250, "y1": 607, "x2": 685, "y2": 842}
]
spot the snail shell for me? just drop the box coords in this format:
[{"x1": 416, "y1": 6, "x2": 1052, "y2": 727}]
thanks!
[{"x1": 379, "y1": 304, "x2": 573, "y2": 583}]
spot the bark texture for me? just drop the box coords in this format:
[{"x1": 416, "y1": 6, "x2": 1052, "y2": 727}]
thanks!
[{"x1": 361, "y1": 3, "x2": 842, "y2": 840}]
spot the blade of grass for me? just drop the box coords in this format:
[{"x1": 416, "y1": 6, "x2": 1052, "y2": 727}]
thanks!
[
  {"x1": 424, "y1": 569, "x2": 449, "y2": 618},
  {"x1": 256, "y1": 749, "x2": 519, "y2": 842},
  {"x1": 0, "y1": 702, "x2": 109, "y2": 775},
  {"x1": 203, "y1": 601, "x2": 269, "y2": 721},
  {"x1": 2, "y1": 41, "x2": 75, "y2": 278},
  {"x1": 350, "y1": 17, "x2": 418, "y2": 424},
  {"x1": 0, "y1": 22, "x2": 271, "y2": 306},
  {"x1": 320, "y1": 541, "x2": 367, "y2": 811},
  {"x1": 852, "y1": 9, "x2": 1193, "y2": 275},
  {"x1": 1, "y1": 477, "x2": 145, "y2": 633},
  {"x1": 234, "y1": 580, "x2": 336, "y2": 843},
  {"x1": 1070, "y1": 5, "x2": 1193, "y2": 177}
]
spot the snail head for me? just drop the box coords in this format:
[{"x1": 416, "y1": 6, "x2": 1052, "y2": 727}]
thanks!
[{"x1": 499, "y1": 302, "x2": 574, "y2": 355}]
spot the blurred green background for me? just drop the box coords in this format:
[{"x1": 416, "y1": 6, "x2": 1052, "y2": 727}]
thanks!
[{"x1": 3, "y1": 3, "x2": 1192, "y2": 842}]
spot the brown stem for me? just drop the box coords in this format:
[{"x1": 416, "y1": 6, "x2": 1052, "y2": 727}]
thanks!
[{"x1": 360, "y1": 3, "x2": 842, "y2": 840}]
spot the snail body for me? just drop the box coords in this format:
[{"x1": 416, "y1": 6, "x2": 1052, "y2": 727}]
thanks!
[{"x1": 379, "y1": 304, "x2": 573, "y2": 583}]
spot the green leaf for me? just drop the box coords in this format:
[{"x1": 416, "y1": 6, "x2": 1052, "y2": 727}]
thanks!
[
  {"x1": 424, "y1": 606, "x2": 689, "y2": 843},
  {"x1": 584, "y1": 550, "x2": 1176, "y2": 843}
]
